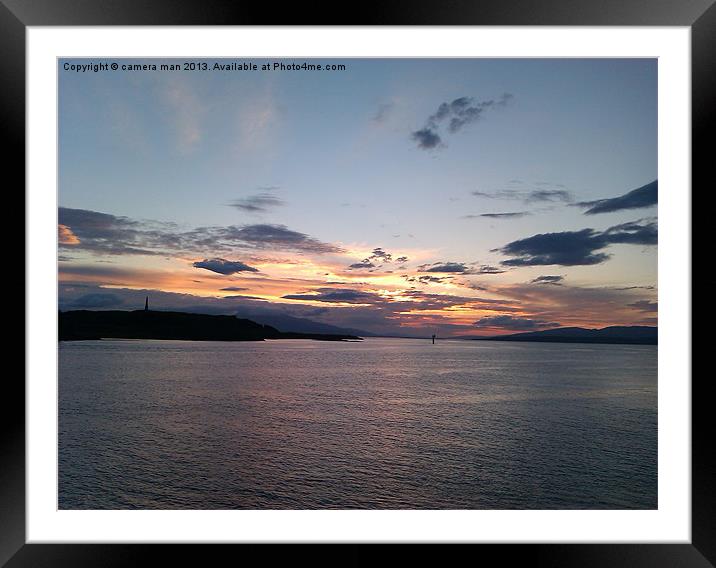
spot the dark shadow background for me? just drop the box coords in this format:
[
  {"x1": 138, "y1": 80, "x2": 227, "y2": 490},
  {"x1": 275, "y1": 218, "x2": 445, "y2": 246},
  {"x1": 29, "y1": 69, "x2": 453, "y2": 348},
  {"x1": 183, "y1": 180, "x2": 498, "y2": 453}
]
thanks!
[{"x1": 8, "y1": 0, "x2": 712, "y2": 565}]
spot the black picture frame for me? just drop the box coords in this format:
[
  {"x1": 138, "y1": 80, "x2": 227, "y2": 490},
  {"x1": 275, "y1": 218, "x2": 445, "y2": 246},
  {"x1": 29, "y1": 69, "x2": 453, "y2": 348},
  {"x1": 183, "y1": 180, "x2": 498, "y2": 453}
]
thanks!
[{"x1": 7, "y1": 0, "x2": 710, "y2": 565}]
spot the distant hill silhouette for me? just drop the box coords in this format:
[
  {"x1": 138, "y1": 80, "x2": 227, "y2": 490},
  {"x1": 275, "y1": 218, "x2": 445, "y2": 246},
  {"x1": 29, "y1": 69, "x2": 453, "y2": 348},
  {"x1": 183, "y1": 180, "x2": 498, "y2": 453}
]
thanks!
[
  {"x1": 237, "y1": 312, "x2": 376, "y2": 337},
  {"x1": 469, "y1": 325, "x2": 657, "y2": 345},
  {"x1": 59, "y1": 310, "x2": 362, "y2": 342}
]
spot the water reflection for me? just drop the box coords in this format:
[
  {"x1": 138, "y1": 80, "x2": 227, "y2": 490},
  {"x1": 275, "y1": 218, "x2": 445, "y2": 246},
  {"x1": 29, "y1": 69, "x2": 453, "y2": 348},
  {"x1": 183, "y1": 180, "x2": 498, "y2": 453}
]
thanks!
[{"x1": 59, "y1": 338, "x2": 657, "y2": 509}]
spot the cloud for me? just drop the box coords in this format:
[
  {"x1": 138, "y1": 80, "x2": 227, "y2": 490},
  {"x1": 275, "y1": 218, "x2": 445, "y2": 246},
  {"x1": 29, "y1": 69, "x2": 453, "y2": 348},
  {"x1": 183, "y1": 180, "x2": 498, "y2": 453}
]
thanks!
[
  {"x1": 576, "y1": 180, "x2": 657, "y2": 215},
  {"x1": 411, "y1": 93, "x2": 513, "y2": 150},
  {"x1": 59, "y1": 208, "x2": 135, "y2": 237},
  {"x1": 347, "y1": 261, "x2": 375, "y2": 270},
  {"x1": 163, "y1": 79, "x2": 204, "y2": 153},
  {"x1": 475, "y1": 265, "x2": 505, "y2": 274},
  {"x1": 282, "y1": 288, "x2": 380, "y2": 304},
  {"x1": 601, "y1": 219, "x2": 658, "y2": 245},
  {"x1": 491, "y1": 280, "x2": 658, "y2": 330},
  {"x1": 417, "y1": 262, "x2": 505, "y2": 275},
  {"x1": 499, "y1": 229, "x2": 609, "y2": 266},
  {"x1": 237, "y1": 94, "x2": 280, "y2": 152},
  {"x1": 229, "y1": 192, "x2": 284, "y2": 213},
  {"x1": 473, "y1": 314, "x2": 559, "y2": 331},
  {"x1": 219, "y1": 286, "x2": 249, "y2": 291},
  {"x1": 280, "y1": 285, "x2": 523, "y2": 319},
  {"x1": 628, "y1": 300, "x2": 658, "y2": 312},
  {"x1": 531, "y1": 275, "x2": 564, "y2": 284},
  {"x1": 68, "y1": 283, "x2": 435, "y2": 336},
  {"x1": 373, "y1": 102, "x2": 395, "y2": 123},
  {"x1": 58, "y1": 284, "x2": 269, "y2": 315},
  {"x1": 397, "y1": 290, "x2": 522, "y2": 313},
  {"x1": 528, "y1": 189, "x2": 572, "y2": 203},
  {"x1": 58, "y1": 224, "x2": 80, "y2": 245},
  {"x1": 58, "y1": 207, "x2": 167, "y2": 255},
  {"x1": 405, "y1": 275, "x2": 453, "y2": 284},
  {"x1": 57, "y1": 278, "x2": 655, "y2": 338},
  {"x1": 192, "y1": 258, "x2": 259, "y2": 275},
  {"x1": 497, "y1": 219, "x2": 657, "y2": 266},
  {"x1": 368, "y1": 248, "x2": 392, "y2": 262},
  {"x1": 443, "y1": 94, "x2": 513, "y2": 134},
  {"x1": 472, "y1": 188, "x2": 573, "y2": 204},
  {"x1": 347, "y1": 248, "x2": 404, "y2": 270},
  {"x1": 58, "y1": 263, "x2": 149, "y2": 281},
  {"x1": 464, "y1": 212, "x2": 530, "y2": 219},
  {"x1": 66, "y1": 293, "x2": 124, "y2": 309},
  {"x1": 418, "y1": 262, "x2": 470, "y2": 273},
  {"x1": 220, "y1": 224, "x2": 343, "y2": 254},
  {"x1": 411, "y1": 128, "x2": 442, "y2": 150},
  {"x1": 59, "y1": 207, "x2": 344, "y2": 257}
]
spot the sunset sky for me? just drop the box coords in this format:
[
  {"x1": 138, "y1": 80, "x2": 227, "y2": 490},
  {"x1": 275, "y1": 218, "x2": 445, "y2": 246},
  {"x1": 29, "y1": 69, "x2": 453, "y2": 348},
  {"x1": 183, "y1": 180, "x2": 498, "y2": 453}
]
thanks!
[{"x1": 58, "y1": 58, "x2": 657, "y2": 337}]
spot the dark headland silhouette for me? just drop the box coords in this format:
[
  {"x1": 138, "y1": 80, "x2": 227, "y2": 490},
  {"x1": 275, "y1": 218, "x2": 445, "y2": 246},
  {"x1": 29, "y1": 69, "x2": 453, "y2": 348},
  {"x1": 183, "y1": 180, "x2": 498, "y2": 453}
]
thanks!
[
  {"x1": 235, "y1": 311, "x2": 375, "y2": 338},
  {"x1": 468, "y1": 325, "x2": 657, "y2": 345},
  {"x1": 59, "y1": 309, "x2": 362, "y2": 342}
]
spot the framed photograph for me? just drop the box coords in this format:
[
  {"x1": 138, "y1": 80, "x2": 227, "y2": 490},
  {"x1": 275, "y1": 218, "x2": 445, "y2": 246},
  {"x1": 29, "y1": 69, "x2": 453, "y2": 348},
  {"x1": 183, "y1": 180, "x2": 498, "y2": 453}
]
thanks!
[{"x1": 10, "y1": 0, "x2": 710, "y2": 564}]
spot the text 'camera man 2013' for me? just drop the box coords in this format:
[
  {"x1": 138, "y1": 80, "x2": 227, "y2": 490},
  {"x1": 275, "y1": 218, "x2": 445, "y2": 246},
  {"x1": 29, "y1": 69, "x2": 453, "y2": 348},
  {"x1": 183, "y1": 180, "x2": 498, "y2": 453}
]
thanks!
[{"x1": 62, "y1": 61, "x2": 347, "y2": 73}]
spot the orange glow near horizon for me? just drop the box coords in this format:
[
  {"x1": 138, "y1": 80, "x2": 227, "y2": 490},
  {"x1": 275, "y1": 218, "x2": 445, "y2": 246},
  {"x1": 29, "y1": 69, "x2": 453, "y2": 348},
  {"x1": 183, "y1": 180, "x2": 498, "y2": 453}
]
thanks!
[{"x1": 58, "y1": 228, "x2": 657, "y2": 335}]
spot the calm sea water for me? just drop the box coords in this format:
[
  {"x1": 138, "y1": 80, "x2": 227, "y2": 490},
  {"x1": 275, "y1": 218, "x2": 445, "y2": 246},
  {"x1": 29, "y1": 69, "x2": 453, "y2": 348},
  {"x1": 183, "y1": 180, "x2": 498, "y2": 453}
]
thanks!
[{"x1": 59, "y1": 338, "x2": 657, "y2": 509}]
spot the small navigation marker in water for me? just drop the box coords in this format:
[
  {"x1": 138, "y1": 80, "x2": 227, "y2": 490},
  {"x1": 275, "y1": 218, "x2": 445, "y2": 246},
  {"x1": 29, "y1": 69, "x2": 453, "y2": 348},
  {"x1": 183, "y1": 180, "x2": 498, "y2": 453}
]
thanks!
[
  {"x1": 144, "y1": 296, "x2": 149, "y2": 311},
  {"x1": 432, "y1": 334, "x2": 436, "y2": 344}
]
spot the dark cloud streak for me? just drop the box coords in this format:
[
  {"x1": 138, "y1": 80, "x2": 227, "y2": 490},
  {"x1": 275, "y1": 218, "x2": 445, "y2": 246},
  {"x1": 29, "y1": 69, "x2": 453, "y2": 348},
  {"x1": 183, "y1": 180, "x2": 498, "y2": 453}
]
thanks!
[
  {"x1": 498, "y1": 219, "x2": 657, "y2": 266},
  {"x1": 59, "y1": 207, "x2": 343, "y2": 257},
  {"x1": 628, "y1": 300, "x2": 658, "y2": 312},
  {"x1": 411, "y1": 93, "x2": 513, "y2": 151},
  {"x1": 418, "y1": 262, "x2": 505, "y2": 275},
  {"x1": 229, "y1": 192, "x2": 285, "y2": 213},
  {"x1": 193, "y1": 258, "x2": 259, "y2": 275},
  {"x1": 576, "y1": 180, "x2": 657, "y2": 215},
  {"x1": 465, "y1": 212, "x2": 530, "y2": 219},
  {"x1": 472, "y1": 188, "x2": 573, "y2": 204},
  {"x1": 531, "y1": 275, "x2": 564, "y2": 284}
]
